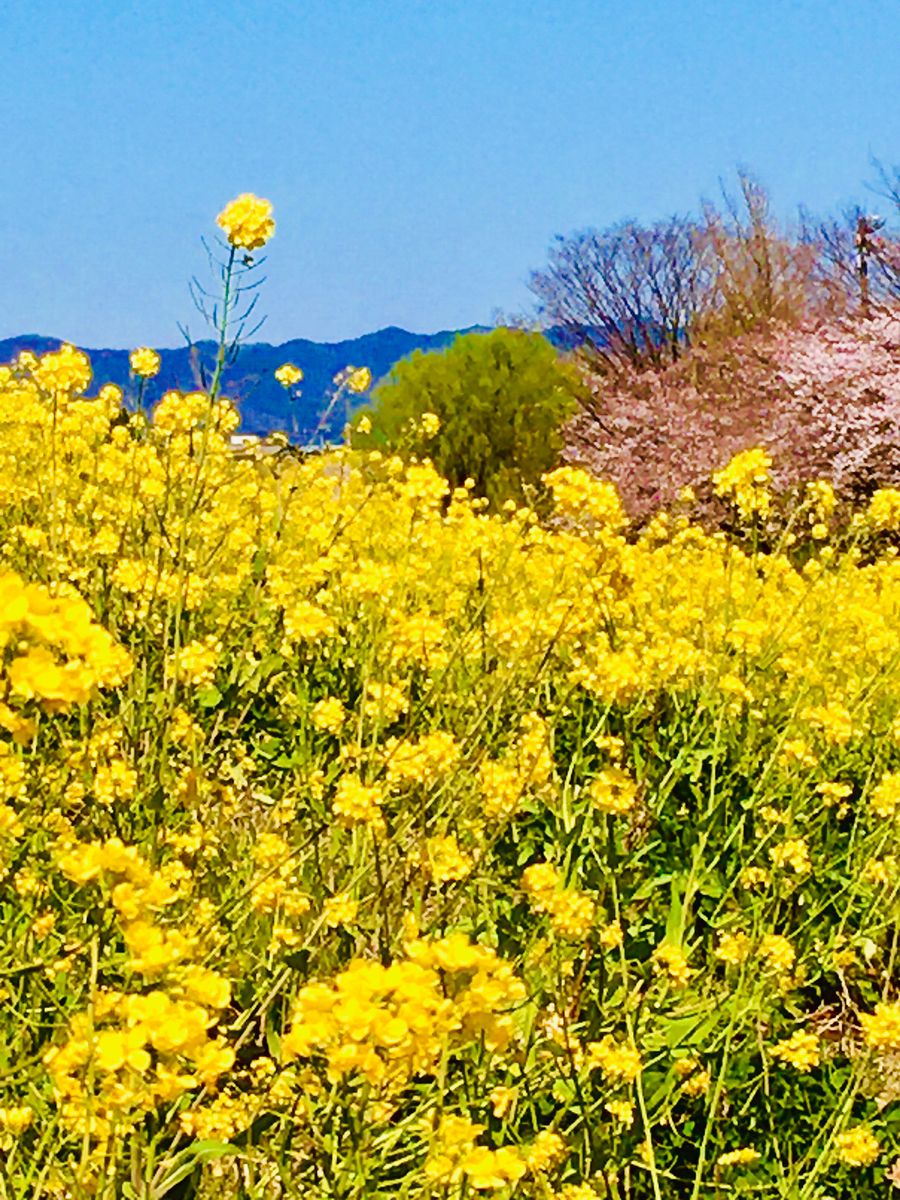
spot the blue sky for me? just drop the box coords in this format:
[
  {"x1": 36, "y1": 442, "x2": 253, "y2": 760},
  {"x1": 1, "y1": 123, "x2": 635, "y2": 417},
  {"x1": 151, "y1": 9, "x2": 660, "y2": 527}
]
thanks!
[{"x1": 1, "y1": 0, "x2": 899, "y2": 347}]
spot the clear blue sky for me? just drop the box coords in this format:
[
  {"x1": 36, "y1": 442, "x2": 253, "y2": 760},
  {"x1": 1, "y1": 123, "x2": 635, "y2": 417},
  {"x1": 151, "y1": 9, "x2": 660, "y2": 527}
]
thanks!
[{"x1": 1, "y1": 0, "x2": 899, "y2": 347}]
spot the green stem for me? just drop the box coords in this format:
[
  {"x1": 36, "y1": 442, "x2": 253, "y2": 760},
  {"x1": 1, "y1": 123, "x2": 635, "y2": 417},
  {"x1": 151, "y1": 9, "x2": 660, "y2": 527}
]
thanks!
[{"x1": 209, "y1": 244, "x2": 237, "y2": 404}]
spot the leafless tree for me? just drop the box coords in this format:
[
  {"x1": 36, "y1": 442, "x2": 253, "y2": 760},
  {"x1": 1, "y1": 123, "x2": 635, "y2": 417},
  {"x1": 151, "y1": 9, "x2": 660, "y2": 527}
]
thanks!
[
  {"x1": 694, "y1": 172, "x2": 825, "y2": 340},
  {"x1": 528, "y1": 216, "x2": 713, "y2": 372},
  {"x1": 872, "y1": 158, "x2": 900, "y2": 216}
]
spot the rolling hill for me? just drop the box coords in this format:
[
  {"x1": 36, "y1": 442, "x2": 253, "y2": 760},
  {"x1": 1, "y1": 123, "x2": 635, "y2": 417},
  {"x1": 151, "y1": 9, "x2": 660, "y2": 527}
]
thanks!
[{"x1": 0, "y1": 326, "x2": 486, "y2": 437}]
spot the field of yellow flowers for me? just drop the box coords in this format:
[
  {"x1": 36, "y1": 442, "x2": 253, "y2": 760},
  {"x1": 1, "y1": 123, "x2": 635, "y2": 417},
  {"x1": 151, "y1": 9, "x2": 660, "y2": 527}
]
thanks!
[{"x1": 4, "y1": 199, "x2": 900, "y2": 1200}]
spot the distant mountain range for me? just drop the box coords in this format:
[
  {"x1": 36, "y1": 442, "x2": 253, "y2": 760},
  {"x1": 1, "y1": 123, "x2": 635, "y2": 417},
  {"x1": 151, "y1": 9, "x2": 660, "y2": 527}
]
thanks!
[{"x1": 0, "y1": 326, "x2": 489, "y2": 437}]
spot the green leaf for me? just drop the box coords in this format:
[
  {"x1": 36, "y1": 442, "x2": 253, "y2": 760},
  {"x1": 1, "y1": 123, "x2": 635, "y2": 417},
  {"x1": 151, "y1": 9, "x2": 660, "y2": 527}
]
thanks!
[
  {"x1": 665, "y1": 874, "x2": 687, "y2": 943},
  {"x1": 646, "y1": 1004, "x2": 722, "y2": 1052},
  {"x1": 154, "y1": 1140, "x2": 237, "y2": 1194},
  {"x1": 256, "y1": 736, "x2": 283, "y2": 759},
  {"x1": 631, "y1": 873, "x2": 673, "y2": 901},
  {"x1": 552, "y1": 1079, "x2": 576, "y2": 1104}
]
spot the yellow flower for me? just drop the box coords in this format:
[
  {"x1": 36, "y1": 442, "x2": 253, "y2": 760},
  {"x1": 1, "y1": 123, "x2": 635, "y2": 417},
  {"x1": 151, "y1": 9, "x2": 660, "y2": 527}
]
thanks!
[
  {"x1": 33, "y1": 343, "x2": 92, "y2": 394},
  {"x1": 586, "y1": 1034, "x2": 642, "y2": 1083},
  {"x1": 605, "y1": 1098, "x2": 634, "y2": 1125},
  {"x1": 129, "y1": 347, "x2": 161, "y2": 378},
  {"x1": 559, "y1": 1187, "x2": 602, "y2": 1200},
  {"x1": 770, "y1": 837, "x2": 811, "y2": 875},
  {"x1": 759, "y1": 933, "x2": 795, "y2": 974},
  {"x1": 489, "y1": 1085, "x2": 516, "y2": 1119},
  {"x1": 363, "y1": 681, "x2": 408, "y2": 723},
  {"x1": 385, "y1": 732, "x2": 460, "y2": 786},
  {"x1": 420, "y1": 411, "x2": 440, "y2": 438},
  {"x1": 770, "y1": 1030, "x2": 819, "y2": 1072},
  {"x1": 652, "y1": 941, "x2": 692, "y2": 987},
  {"x1": 173, "y1": 636, "x2": 221, "y2": 688},
  {"x1": 479, "y1": 759, "x2": 523, "y2": 820},
  {"x1": 322, "y1": 892, "x2": 359, "y2": 928},
  {"x1": 599, "y1": 921, "x2": 624, "y2": 950},
  {"x1": 674, "y1": 1057, "x2": 710, "y2": 1096},
  {"x1": 544, "y1": 465, "x2": 627, "y2": 527},
  {"x1": 806, "y1": 479, "x2": 836, "y2": 520},
  {"x1": 586, "y1": 767, "x2": 638, "y2": 814},
  {"x1": 216, "y1": 193, "x2": 275, "y2": 250},
  {"x1": 871, "y1": 771, "x2": 900, "y2": 819},
  {"x1": 740, "y1": 866, "x2": 770, "y2": 889},
  {"x1": 332, "y1": 775, "x2": 385, "y2": 834},
  {"x1": 521, "y1": 862, "x2": 595, "y2": 939},
  {"x1": 546, "y1": 890, "x2": 595, "y2": 940},
  {"x1": 716, "y1": 1148, "x2": 760, "y2": 1168},
  {"x1": 178, "y1": 966, "x2": 232, "y2": 1010},
  {"x1": 715, "y1": 931, "x2": 751, "y2": 966},
  {"x1": 803, "y1": 701, "x2": 853, "y2": 746},
  {"x1": 867, "y1": 487, "x2": 900, "y2": 531},
  {"x1": 0, "y1": 1106, "x2": 33, "y2": 1133},
  {"x1": 311, "y1": 696, "x2": 345, "y2": 734},
  {"x1": 347, "y1": 366, "x2": 372, "y2": 393},
  {"x1": 524, "y1": 1129, "x2": 567, "y2": 1172},
  {"x1": 861, "y1": 1001, "x2": 900, "y2": 1049},
  {"x1": 424, "y1": 835, "x2": 473, "y2": 884},
  {"x1": 683, "y1": 1070, "x2": 711, "y2": 1096},
  {"x1": 282, "y1": 600, "x2": 334, "y2": 643},
  {"x1": 816, "y1": 780, "x2": 852, "y2": 807},
  {"x1": 275, "y1": 363, "x2": 303, "y2": 388},
  {"x1": 712, "y1": 447, "x2": 772, "y2": 520},
  {"x1": 521, "y1": 862, "x2": 560, "y2": 903},
  {"x1": 862, "y1": 855, "x2": 898, "y2": 885},
  {"x1": 424, "y1": 1116, "x2": 526, "y2": 1190},
  {"x1": 834, "y1": 1125, "x2": 880, "y2": 1167},
  {"x1": 94, "y1": 1027, "x2": 152, "y2": 1074}
]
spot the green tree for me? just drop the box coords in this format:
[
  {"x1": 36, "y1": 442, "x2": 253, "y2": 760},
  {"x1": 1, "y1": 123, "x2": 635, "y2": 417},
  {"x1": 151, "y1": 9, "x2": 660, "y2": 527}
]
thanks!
[{"x1": 356, "y1": 328, "x2": 580, "y2": 508}]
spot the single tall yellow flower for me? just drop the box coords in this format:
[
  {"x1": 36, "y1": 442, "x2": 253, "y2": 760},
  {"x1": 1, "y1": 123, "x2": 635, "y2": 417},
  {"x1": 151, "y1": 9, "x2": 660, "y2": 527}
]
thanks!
[{"x1": 216, "y1": 193, "x2": 275, "y2": 250}]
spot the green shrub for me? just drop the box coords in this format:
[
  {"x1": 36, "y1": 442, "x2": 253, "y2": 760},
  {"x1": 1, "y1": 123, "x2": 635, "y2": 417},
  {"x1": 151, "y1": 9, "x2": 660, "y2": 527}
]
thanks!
[{"x1": 355, "y1": 327, "x2": 581, "y2": 507}]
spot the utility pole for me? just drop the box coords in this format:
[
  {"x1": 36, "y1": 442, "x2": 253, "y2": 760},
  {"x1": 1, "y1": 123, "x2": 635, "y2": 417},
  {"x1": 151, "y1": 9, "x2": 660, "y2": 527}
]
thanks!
[{"x1": 855, "y1": 212, "x2": 885, "y2": 315}]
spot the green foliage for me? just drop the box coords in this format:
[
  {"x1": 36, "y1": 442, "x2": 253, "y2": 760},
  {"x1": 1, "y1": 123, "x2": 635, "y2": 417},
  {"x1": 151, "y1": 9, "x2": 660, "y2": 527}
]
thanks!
[{"x1": 356, "y1": 328, "x2": 581, "y2": 507}]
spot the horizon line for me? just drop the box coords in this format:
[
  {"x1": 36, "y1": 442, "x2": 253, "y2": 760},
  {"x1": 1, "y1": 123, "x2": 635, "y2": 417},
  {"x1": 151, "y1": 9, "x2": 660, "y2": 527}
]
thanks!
[{"x1": 0, "y1": 323, "x2": 499, "y2": 355}]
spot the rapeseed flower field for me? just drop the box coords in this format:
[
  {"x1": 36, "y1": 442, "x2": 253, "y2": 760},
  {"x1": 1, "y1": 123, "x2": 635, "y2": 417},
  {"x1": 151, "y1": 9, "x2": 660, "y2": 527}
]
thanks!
[{"x1": 3, "y1": 199, "x2": 900, "y2": 1199}]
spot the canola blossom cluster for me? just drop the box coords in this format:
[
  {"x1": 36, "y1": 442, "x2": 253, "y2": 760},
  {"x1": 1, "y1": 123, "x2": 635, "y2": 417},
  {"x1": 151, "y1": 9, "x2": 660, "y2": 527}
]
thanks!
[
  {"x1": 275, "y1": 362, "x2": 304, "y2": 389},
  {"x1": 128, "y1": 346, "x2": 161, "y2": 379},
  {"x1": 3, "y1": 204, "x2": 900, "y2": 1200},
  {"x1": 216, "y1": 192, "x2": 275, "y2": 250}
]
